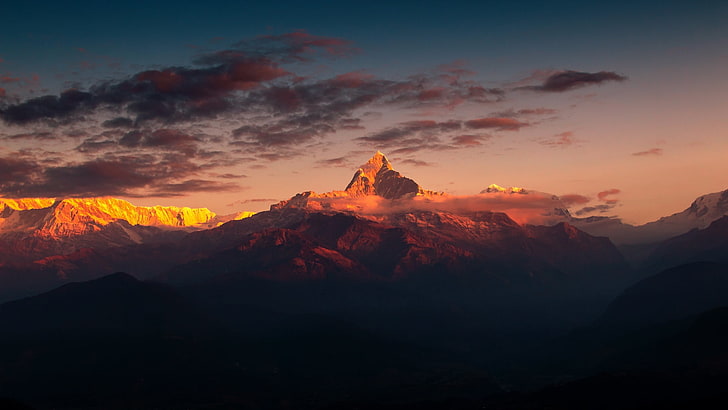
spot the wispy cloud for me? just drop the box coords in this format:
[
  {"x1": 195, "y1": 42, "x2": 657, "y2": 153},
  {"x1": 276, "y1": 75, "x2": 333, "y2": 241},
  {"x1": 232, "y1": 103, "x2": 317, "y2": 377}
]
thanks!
[
  {"x1": 539, "y1": 131, "x2": 575, "y2": 148},
  {"x1": 632, "y1": 148, "x2": 663, "y2": 156}
]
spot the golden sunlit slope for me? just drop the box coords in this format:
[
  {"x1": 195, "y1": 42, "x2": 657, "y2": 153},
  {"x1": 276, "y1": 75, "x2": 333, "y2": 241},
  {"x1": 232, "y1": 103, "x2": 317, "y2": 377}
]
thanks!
[{"x1": 0, "y1": 197, "x2": 253, "y2": 239}]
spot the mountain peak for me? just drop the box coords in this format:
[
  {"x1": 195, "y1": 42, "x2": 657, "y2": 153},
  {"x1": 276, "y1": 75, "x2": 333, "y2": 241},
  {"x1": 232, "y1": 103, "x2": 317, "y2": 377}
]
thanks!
[
  {"x1": 481, "y1": 184, "x2": 526, "y2": 194},
  {"x1": 344, "y1": 152, "x2": 422, "y2": 199}
]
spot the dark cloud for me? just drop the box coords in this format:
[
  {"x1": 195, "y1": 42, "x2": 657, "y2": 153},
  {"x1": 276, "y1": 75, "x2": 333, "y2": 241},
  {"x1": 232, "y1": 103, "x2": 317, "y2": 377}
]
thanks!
[
  {"x1": 233, "y1": 118, "x2": 335, "y2": 147},
  {"x1": 0, "y1": 156, "x2": 37, "y2": 187},
  {"x1": 0, "y1": 153, "x2": 240, "y2": 198},
  {"x1": 632, "y1": 148, "x2": 663, "y2": 156},
  {"x1": 102, "y1": 117, "x2": 134, "y2": 128},
  {"x1": 119, "y1": 129, "x2": 199, "y2": 152},
  {"x1": 464, "y1": 117, "x2": 528, "y2": 131},
  {"x1": 4, "y1": 131, "x2": 55, "y2": 140},
  {"x1": 196, "y1": 30, "x2": 355, "y2": 65},
  {"x1": 356, "y1": 116, "x2": 522, "y2": 152},
  {"x1": 574, "y1": 204, "x2": 615, "y2": 216},
  {"x1": 1, "y1": 89, "x2": 95, "y2": 125},
  {"x1": 76, "y1": 128, "x2": 207, "y2": 156},
  {"x1": 0, "y1": 56, "x2": 290, "y2": 125},
  {"x1": 519, "y1": 70, "x2": 627, "y2": 93},
  {"x1": 357, "y1": 120, "x2": 461, "y2": 145}
]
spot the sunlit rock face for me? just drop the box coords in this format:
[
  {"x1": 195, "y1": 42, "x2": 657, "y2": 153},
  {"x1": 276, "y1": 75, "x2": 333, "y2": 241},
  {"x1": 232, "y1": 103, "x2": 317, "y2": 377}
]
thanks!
[
  {"x1": 345, "y1": 151, "x2": 428, "y2": 199},
  {"x1": 0, "y1": 198, "x2": 56, "y2": 213},
  {"x1": 0, "y1": 197, "x2": 246, "y2": 266},
  {"x1": 272, "y1": 152, "x2": 445, "y2": 213},
  {"x1": 0, "y1": 197, "x2": 218, "y2": 239}
]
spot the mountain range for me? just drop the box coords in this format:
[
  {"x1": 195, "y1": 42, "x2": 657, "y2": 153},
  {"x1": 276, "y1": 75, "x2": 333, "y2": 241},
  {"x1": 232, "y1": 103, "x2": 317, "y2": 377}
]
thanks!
[
  {"x1": 0, "y1": 152, "x2": 634, "y2": 298},
  {"x1": 0, "y1": 152, "x2": 726, "y2": 298},
  {"x1": 2, "y1": 152, "x2": 728, "y2": 409}
]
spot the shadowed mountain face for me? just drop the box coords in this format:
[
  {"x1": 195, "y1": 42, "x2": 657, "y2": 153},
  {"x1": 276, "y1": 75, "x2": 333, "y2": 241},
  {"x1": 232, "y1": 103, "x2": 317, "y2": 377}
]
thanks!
[
  {"x1": 0, "y1": 272, "x2": 216, "y2": 337},
  {"x1": 0, "y1": 273, "x2": 503, "y2": 409},
  {"x1": 599, "y1": 261, "x2": 728, "y2": 327},
  {"x1": 646, "y1": 216, "x2": 728, "y2": 270},
  {"x1": 163, "y1": 208, "x2": 627, "y2": 287}
]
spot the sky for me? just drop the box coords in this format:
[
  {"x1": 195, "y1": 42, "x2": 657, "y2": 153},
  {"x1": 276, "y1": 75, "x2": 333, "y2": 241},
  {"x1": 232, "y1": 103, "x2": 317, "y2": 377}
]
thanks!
[{"x1": 0, "y1": 0, "x2": 726, "y2": 224}]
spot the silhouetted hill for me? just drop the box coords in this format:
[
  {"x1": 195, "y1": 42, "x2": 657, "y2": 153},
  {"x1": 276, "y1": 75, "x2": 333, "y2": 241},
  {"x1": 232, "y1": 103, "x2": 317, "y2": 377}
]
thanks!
[
  {"x1": 599, "y1": 261, "x2": 728, "y2": 328},
  {"x1": 0, "y1": 272, "x2": 215, "y2": 337},
  {"x1": 0, "y1": 274, "x2": 503, "y2": 409},
  {"x1": 647, "y1": 216, "x2": 728, "y2": 271}
]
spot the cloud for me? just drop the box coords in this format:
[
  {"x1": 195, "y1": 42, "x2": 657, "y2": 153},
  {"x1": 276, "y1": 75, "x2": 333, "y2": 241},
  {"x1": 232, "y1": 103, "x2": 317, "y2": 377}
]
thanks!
[
  {"x1": 296, "y1": 191, "x2": 572, "y2": 225},
  {"x1": 1, "y1": 32, "x2": 502, "y2": 155},
  {"x1": 492, "y1": 107, "x2": 557, "y2": 117},
  {"x1": 539, "y1": 131, "x2": 575, "y2": 147},
  {"x1": 451, "y1": 134, "x2": 490, "y2": 146},
  {"x1": 0, "y1": 32, "x2": 629, "y2": 199},
  {"x1": 357, "y1": 120, "x2": 461, "y2": 145},
  {"x1": 632, "y1": 148, "x2": 663, "y2": 156},
  {"x1": 560, "y1": 194, "x2": 591, "y2": 206},
  {"x1": 197, "y1": 30, "x2": 356, "y2": 65},
  {"x1": 519, "y1": 70, "x2": 627, "y2": 93},
  {"x1": 357, "y1": 116, "x2": 527, "y2": 152},
  {"x1": 228, "y1": 198, "x2": 280, "y2": 207},
  {"x1": 398, "y1": 159, "x2": 433, "y2": 167},
  {"x1": 0, "y1": 153, "x2": 240, "y2": 198},
  {"x1": 574, "y1": 204, "x2": 615, "y2": 216},
  {"x1": 0, "y1": 75, "x2": 21, "y2": 84},
  {"x1": 0, "y1": 156, "x2": 38, "y2": 187},
  {"x1": 3, "y1": 131, "x2": 56, "y2": 140},
  {"x1": 597, "y1": 188, "x2": 620, "y2": 204},
  {"x1": 572, "y1": 188, "x2": 621, "y2": 216},
  {"x1": 0, "y1": 56, "x2": 291, "y2": 125},
  {"x1": 316, "y1": 156, "x2": 350, "y2": 167},
  {"x1": 464, "y1": 117, "x2": 528, "y2": 131}
]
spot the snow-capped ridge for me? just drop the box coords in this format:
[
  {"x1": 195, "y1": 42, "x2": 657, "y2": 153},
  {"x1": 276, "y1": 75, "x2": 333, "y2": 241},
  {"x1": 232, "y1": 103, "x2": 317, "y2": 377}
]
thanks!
[
  {"x1": 481, "y1": 184, "x2": 527, "y2": 194},
  {"x1": 0, "y1": 197, "x2": 257, "y2": 239}
]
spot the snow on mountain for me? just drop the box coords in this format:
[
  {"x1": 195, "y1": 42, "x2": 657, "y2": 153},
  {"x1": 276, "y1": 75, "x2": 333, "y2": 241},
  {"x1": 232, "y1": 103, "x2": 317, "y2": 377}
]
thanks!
[
  {"x1": 573, "y1": 189, "x2": 728, "y2": 245},
  {"x1": 270, "y1": 152, "x2": 574, "y2": 225},
  {"x1": 0, "y1": 197, "x2": 218, "y2": 238},
  {"x1": 0, "y1": 197, "x2": 256, "y2": 265}
]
